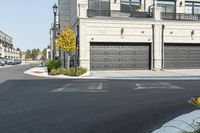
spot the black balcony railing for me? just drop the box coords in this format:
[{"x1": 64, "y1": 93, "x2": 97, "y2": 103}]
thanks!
[
  {"x1": 87, "y1": 9, "x2": 153, "y2": 18},
  {"x1": 87, "y1": 9, "x2": 200, "y2": 21},
  {"x1": 131, "y1": 11, "x2": 153, "y2": 18},
  {"x1": 161, "y1": 12, "x2": 200, "y2": 21},
  {"x1": 87, "y1": 9, "x2": 111, "y2": 17}
]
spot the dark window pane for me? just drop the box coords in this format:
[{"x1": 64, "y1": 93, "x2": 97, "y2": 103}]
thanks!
[
  {"x1": 88, "y1": 0, "x2": 110, "y2": 10},
  {"x1": 185, "y1": 1, "x2": 200, "y2": 14},
  {"x1": 121, "y1": 0, "x2": 141, "y2": 12},
  {"x1": 88, "y1": 0, "x2": 110, "y2": 17},
  {"x1": 157, "y1": 0, "x2": 175, "y2": 13}
]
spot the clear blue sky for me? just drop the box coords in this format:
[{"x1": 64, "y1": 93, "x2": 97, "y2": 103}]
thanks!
[{"x1": 0, "y1": 0, "x2": 57, "y2": 51}]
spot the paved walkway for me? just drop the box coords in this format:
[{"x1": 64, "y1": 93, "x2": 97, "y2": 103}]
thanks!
[{"x1": 24, "y1": 67, "x2": 200, "y2": 79}]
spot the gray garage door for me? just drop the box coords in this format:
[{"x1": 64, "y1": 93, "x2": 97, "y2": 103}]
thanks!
[
  {"x1": 90, "y1": 43, "x2": 151, "y2": 70},
  {"x1": 165, "y1": 44, "x2": 200, "y2": 69}
]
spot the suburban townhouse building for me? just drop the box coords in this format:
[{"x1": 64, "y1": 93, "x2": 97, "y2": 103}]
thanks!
[
  {"x1": 0, "y1": 31, "x2": 20, "y2": 59},
  {"x1": 57, "y1": 0, "x2": 200, "y2": 71}
]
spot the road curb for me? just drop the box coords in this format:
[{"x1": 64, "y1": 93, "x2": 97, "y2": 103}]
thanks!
[{"x1": 23, "y1": 67, "x2": 200, "y2": 80}]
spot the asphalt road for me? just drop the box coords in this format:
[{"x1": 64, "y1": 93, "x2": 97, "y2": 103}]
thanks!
[{"x1": 0, "y1": 65, "x2": 199, "y2": 133}]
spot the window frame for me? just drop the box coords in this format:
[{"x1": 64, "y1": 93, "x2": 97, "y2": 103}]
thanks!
[
  {"x1": 185, "y1": 1, "x2": 200, "y2": 15},
  {"x1": 157, "y1": 0, "x2": 176, "y2": 13},
  {"x1": 88, "y1": 0, "x2": 111, "y2": 11},
  {"x1": 120, "y1": 0, "x2": 141, "y2": 12}
]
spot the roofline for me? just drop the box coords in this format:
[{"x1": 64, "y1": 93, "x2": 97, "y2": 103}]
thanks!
[{"x1": 0, "y1": 30, "x2": 13, "y2": 40}]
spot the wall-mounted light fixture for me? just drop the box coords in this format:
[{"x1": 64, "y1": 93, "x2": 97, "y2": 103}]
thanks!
[
  {"x1": 121, "y1": 28, "x2": 124, "y2": 36},
  {"x1": 191, "y1": 30, "x2": 194, "y2": 36},
  {"x1": 180, "y1": 1, "x2": 183, "y2": 7},
  {"x1": 141, "y1": 31, "x2": 145, "y2": 34},
  {"x1": 170, "y1": 31, "x2": 173, "y2": 34}
]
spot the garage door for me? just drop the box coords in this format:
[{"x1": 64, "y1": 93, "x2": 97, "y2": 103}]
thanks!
[
  {"x1": 90, "y1": 43, "x2": 151, "y2": 70},
  {"x1": 165, "y1": 44, "x2": 200, "y2": 69}
]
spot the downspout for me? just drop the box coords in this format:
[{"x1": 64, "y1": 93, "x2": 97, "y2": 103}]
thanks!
[
  {"x1": 129, "y1": 0, "x2": 133, "y2": 16},
  {"x1": 152, "y1": 24, "x2": 155, "y2": 70},
  {"x1": 161, "y1": 25, "x2": 165, "y2": 70},
  {"x1": 144, "y1": 0, "x2": 146, "y2": 11}
]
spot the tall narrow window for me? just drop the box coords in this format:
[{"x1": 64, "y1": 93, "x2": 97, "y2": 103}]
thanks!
[
  {"x1": 185, "y1": 2, "x2": 200, "y2": 14},
  {"x1": 157, "y1": 0, "x2": 175, "y2": 13},
  {"x1": 88, "y1": 0, "x2": 110, "y2": 16},
  {"x1": 185, "y1": 2, "x2": 193, "y2": 14},
  {"x1": 121, "y1": 0, "x2": 141, "y2": 12},
  {"x1": 194, "y1": 3, "x2": 200, "y2": 14}
]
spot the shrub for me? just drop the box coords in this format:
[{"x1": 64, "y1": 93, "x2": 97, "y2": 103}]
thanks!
[
  {"x1": 44, "y1": 60, "x2": 61, "y2": 72},
  {"x1": 188, "y1": 97, "x2": 200, "y2": 108},
  {"x1": 62, "y1": 67, "x2": 87, "y2": 76},
  {"x1": 50, "y1": 68, "x2": 63, "y2": 75},
  {"x1": 49, "y1": 67, "x2": 87, "y2": 76},
  {"x1": 76, "y1": 67, "x2": 87, "y2": 76}
]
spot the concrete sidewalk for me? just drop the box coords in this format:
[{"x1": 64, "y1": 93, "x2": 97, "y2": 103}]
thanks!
[
  {"x1": 24, "y1": 66, "x2": 200, "y2": 80},
  {"x1": 88, "y1": 69, "x2": 200, "y2": 78}
]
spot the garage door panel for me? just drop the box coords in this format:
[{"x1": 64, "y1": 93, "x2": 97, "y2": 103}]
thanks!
[
  {"x1": 107, "y1": 57, "x2": 121, "y2": 62},
  {"x1": 107, "y1": 64, "x2": 120, "y2": 70},
  {"x1": 91, "y1": 57, "x2": 107, "y2": 62},
  {"x1": 121, "y1": 51, "x2": 134, "y2": 55},
  {"x1": 107, "y1": 51, "x2": 120, "y2": 55},
  {"x1": 135, "y1": 63, "x2": 149, "y2": 67},
  {"x1": 91, "y1": 43, "x2": 150, "y2": 70},
  {"x1": 91, "y1": 51, "x2": 106, "y2": 55},
  {"x1": 190, "y1": 64, "x2": 200, "y2": 68},
  {"x1": 165, "y1": 44, "x2": 200, "y2": 69},
  {"x1": 121, "y1": 58, "x2": 133, "y2": 62},
  {"x1": 121, "y1": 64, "x2": 134, "y2": 69}
]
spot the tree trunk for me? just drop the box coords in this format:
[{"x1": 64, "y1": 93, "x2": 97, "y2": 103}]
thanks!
[{"x1": 67, "y1": 54, "x2": 70, "y2": 69}]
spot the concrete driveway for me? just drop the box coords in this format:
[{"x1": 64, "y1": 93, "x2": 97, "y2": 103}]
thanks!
[{"x1": 89, "y1": 69, "x2": 200, "y2": 78}]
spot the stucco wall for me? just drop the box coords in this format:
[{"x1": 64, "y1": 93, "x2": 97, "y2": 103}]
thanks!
[{"x1": 79, "y1": 18, "x2": 200, "y2": 70}]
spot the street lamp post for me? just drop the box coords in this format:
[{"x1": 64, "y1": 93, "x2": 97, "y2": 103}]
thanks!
[{"x1": 52, "y1": 3, "x2": 58, "y2": 60}]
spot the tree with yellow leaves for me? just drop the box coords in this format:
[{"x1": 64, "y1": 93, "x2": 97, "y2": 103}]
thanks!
[
  {"x1": 56, "y1": 26, "x2": 76, "y2": 68},
  {"x1": 56, "y1": 26, "x2": 76, "y2": 53}
]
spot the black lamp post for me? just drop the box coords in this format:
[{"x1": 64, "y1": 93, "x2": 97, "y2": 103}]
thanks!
[{"x1": 52, "y1": 3, "x2": 58, "y2": 60}]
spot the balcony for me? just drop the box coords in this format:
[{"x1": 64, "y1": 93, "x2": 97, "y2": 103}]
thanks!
[
  {"x1": 87, "y1": 9, "x2": 153, "y2": 18},
  {"x1": 161, "y1": 12, "x2": 200, "y2": 21},
  {"x1": 87, "y1": 9, "x2": 200, "y2": 21}
]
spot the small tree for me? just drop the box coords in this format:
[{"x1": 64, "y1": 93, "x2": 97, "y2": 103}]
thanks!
[
  {"x1": 31, "y1": 48, "x2": 40, "y2": 60},
  {"x1": 16, "y1": 48, "x2": 22, "y2": 58},
  {"x1": 25, "y1": 49, "x2": 32, "y2": 59},
  {"x1": 43, "y1": 48, "x2": 47, "y2": 59},
  {"x1": 56, "y1": 26, "x2": 76, "y2": 68}
]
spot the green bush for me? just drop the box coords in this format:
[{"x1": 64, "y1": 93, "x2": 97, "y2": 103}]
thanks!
[
  {"x1": 49, "y1": 68, "x2": 64, "y2": 75},
  {"x1": 49, "y1": 67, "x2": 87, "y2": 76},
  {"x1": 63, "y1": 67, "x2": 87, "y2": 76},
  {"x1": 44, "y1": 60, "x2": 61, "y2": 72},
  {"x1": 76, "y1": 67, "x2": 87, "y2": 76}
]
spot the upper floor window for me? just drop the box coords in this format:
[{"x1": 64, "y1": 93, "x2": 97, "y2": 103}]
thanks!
[
  {"x1": 88, "y1": 0, "x2": 110, "y2": 11},
  {"x1": 121, "y1": 0, "x2": 141, "y2": 12},
  {"x1": 185, "y1": 2, "x2": 200, "y2": 14},
  {"x1": 88, "y1": 0, "x2": 110, "y2": 16},
  {"x1": 157, "y1": 0, "x2": 175, "y2": 13}
]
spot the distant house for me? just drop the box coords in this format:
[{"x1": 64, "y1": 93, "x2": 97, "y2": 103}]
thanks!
[{"x1": 0, "y1": 31, "x2": 20, "y2": 59}]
